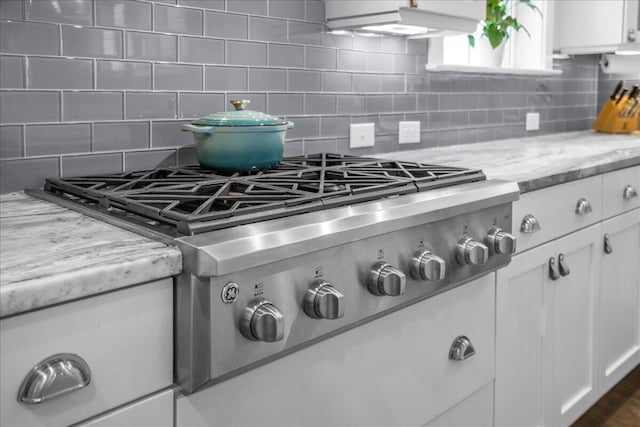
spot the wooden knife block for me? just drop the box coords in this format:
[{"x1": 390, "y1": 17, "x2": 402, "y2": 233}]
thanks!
[{"x1": 592, "y1": 96, "x2": 639, "y2": 134}]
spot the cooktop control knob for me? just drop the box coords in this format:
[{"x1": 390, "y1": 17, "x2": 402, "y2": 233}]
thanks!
[
  {"x1": 456, "y1": 237, "x2": 489, "y2": 266},
  {"x1": 487, "y1": 227, "x2": 517, "y2": 255},
  {"x1": 368, "y1": 262, "x2": 407, "y2": 296},
  {"x1": 304, "y1": 280, "x2": 345, "y2": 319},
  {"x1": 240, "y1": 298, "x2": 285, "y2": 342},
  {"x1": 410, "y1": 250, "x2": 446, "y2": 281}
]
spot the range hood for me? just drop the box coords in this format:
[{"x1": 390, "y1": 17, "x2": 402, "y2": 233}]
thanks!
[{"x1": 325, "y1": 0, "x2": 485, "y2": 37}]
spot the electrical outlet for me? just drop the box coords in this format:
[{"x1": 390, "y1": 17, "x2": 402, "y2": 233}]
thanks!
[
  {"x1": 349, "y1": 123, "x2": 375, "y2": 148},
  {"x1": 526, "y1": 112, "x2": 540, "y2": 131},
  {"x1": 398, "y1": 121, "x2": 421, "y2": 144}
]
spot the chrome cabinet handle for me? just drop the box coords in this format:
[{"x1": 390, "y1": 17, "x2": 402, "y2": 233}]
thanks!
[
  {"x1": 549, "y1": 257, "x2": 560, "y2": 281},
  {"x1": 18, "y1": 353, "x2": 91, "y2": 405},
  {"x1": 575, "y1": 198, "x2": 593, "y2": 215},
  {"x1": 604, "y1": 234, "x2": 613, "y2": 254},
  {"x1": 558, "y1": 253, "x2": 570, "y2": 277},
  {"x1": 521, "y1": 214, "x2": 541, "y2": 233},
  {"x1": 623, "y1": 185, "x2": 638, "y2": 200},
  {"x1": 449, "y1": 336, "x2": 476, "y2": 361}
]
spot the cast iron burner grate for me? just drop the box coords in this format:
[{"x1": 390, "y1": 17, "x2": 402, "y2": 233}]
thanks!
[{"x1": 44, "y1": 153, "x2": 485, "y2": 235}]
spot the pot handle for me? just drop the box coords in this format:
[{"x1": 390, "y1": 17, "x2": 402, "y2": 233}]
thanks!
[
  {"x1": 181, "y1": 124, "x2": 214, "y2": 134},
  {"x1": 287, "y1": 121, "x2": 294, "y2": 129}
]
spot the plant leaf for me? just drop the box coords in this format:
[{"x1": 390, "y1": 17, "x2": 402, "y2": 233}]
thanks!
[{"x1": 468, "y1": 34, "x2": 476, "y2": 48}]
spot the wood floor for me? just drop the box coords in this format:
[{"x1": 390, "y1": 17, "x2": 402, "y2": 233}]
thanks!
[{"x1": 572, "y1": 364, "x2": 640, "y2": 427}]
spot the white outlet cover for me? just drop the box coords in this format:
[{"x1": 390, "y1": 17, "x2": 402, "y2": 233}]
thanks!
[
  {"x1": 525, "y1": 112, "x2": 540, "y2": 131},
  {"x1": 398, "y1": 121, "x2": 421, "y2": 144},
  {"x1": 349, "y1": 123, "x2": 375, "y2": 148}
]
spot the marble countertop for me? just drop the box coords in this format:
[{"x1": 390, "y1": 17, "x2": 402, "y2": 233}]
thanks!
[
  {"x1": 0, "y1": 192, "x2": 182, "y2": 318},
  {"x1": 384, "y1": 131, "x2": 640, "y2": 192}
]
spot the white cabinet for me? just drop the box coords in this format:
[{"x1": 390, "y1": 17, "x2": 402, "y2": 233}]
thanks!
[
  {"x1": 598, "y1": 210, "x2": 640, "y2": 393},
  {"x1": 554, "y1": 0, "x2": 640, "y2": 54},
  {"x1": 424, "y1": 381, "x2": 494, "y2": 427}
]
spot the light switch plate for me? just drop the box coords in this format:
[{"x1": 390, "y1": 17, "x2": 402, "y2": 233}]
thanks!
[
  {"x1": 525, "y1": 112, "x2": 540, "y2": 131},
  {"x1": 398, "y1": 121, "x2": 421, "y2": 144},
  {"x1": 349, "y1": 123, "x2": 375, "y2": 148}
]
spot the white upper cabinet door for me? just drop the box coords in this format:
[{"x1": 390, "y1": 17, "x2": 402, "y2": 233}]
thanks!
[{"x1": 554, "y1": 0, "x2": 640, "y2": 53}]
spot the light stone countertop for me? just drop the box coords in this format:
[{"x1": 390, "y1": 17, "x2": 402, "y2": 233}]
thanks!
[
  {"x1": 384, "y1": 131, "x2": 640, "y2": 192},
  {"x1": 0, "y1": 192, "x2": 182, "y2": 318}
]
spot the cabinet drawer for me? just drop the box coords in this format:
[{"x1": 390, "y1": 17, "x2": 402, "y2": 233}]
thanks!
[
  {"x1": 177, "y1": 274, "x2": 495, "y2": 427},
  {"x1": 602, "y1": 166, "x2": 640, "y2": 219},
  {"x1": 513, "y1": 175, "x2": 602, "y2": 253},
  {"x1": 0, "y1": 279, "x2": 173, "y2": 427},
  {"x1": 425, "y1": 381, "x2": 494, "y2": 427}
]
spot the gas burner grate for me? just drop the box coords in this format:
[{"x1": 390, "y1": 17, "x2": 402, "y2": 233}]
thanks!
[{"x1": 44, "y1": 153, "x2": 485, "y2": 235}]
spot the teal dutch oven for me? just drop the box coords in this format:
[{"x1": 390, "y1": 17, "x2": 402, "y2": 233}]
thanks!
[{"x1": 181, "y1": 99, "x2": 294, "y2": 172}]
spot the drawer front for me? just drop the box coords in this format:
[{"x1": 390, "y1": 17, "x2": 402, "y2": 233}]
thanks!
[
  {"x1": 424, "y1": 381, "x2": 494, "y2": 427},
  {"x1": 0, "y1": 279, "x2": 173, "y2": 427},
  {"x1": 602, "y1": 166, "x2": 640, "y2": 219},
  {"x1": 177, "y1": 274, "x2": 495, "y2": 427},
  {"x1": 513, "y1": 175, "x2": 602, "y2": 253}
]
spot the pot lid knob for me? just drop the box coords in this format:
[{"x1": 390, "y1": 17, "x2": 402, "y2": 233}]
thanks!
[{"x1": 230, "y1": 99, "x2": 250, "y2": 111}]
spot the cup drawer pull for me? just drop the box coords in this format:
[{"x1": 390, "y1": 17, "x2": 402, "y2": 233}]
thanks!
[
  {"x1": 623, "y1": 185, "x2": 638, "y2": 200},
  {"x1": 449, "y1": 336, "x2": 476, "y2": 361},
  {"x1": 575, "y1": 198, "x2": 593, "y2": 215},
  {"x1": 18, "y1": 353, "x2": 91, "y2": 405},
  {"x1": 520, "y1": 214, "x2": 541, "y2": 233}
]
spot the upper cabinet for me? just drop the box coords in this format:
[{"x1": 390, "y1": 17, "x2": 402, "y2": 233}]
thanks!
[
  {"x1": 324, "y1": 0, "x2": 485, "y2": 36},
  {"x1": 554, "y1": 0, "x2": 640, "y2": 54}
]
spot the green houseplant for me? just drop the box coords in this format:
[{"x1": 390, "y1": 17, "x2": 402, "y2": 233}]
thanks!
[{"x1": 468, "y1": 0, "x2": 541, "y2": 49}]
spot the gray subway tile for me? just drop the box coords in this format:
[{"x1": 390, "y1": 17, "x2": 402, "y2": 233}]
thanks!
[
  {"x1": 306, "y1": 0, "x2": 324, "y2": 23},
  {"x1": 0, "y1": 91, "x2": 60, "y2": 124},
  {"x1": 205, "y1": 11, "x2": 247, "y2": 39},
  {"x1": 429, "y1": 112, "x2": 450, "y2": 129},
  {"x1": 304, "y1": 138, "x2": 337, "y2": 154},
  {"x1": 458, "y1": 128, "x2": 479, "y2": 145},
  {"x1": 177, "y1": 146, "x2": 198, "y2": 165},
  {"x1": 250, "y1": 17, "x2": 287, "y2": 43},
  {"x1": 367, "y1": 52, "x2": 392, "y2": 73},
  {"x1": 450, "y1": 111, "x2": 468, "y2": 127},
  {"x1": 97, "y1": 60, "x2": 151, "y2": 90},
  {"x1": 366, "y1": 95, "x2": 390, "y2": 114},
  {"x1": 270, "y1": 0, "x2": 305, "y2": 20},
  {"x1": 323, "y1": 32, "x2": 352, "y2": 50},
  {"x1": 353, "y1": 35, "x2": 381, "y2": 52},
  {"x1": 437, "y1": 130, "x2": 459, "y2": 146},
  {"x1": 28, "y1": 57, "x2": 93, "y2": 89},
  {"x1": 126, "y1": 32, "x2": 177, "y2": 61},
  {"x1": 63, "y1": 92, "x2": 123, "y2": 121},
  {"x1": 227, "y1": 93, "x2": 266, "y2": 112},
  {"x1": 503, "y1": 109, "x2": 524, "y2": 124},
  {"x1": 440, "y1": 94, "x2": 461, "y2": 110},
  {"x1": 96, "y1": 0, "x2": 152, "y2": 30},
  {"x1": 0, "y1": 1, "x2": 22, "y2": 19},
  {"x1": 62, "y1": 26, "x2": 123, "y2": 59},
  {"x1": 228, "y1": 0, "x2": 268, "y2": 15},
  {"x1": 205, "y1": 66, "x2": 247, "y2": 91},
  {"x1": 429, "y1": 74, "x2": 451, "y2": 92},
  {"x1": 417, "y1": 94, "x2": 438, "y2": 111},
  {"x1": 392, "y1": 94, "x2": 416, "y2": 112},
  {"x1": 26, "y1": 0, "x2": 93, "y2": 25},
  {"x1": 392, "y1": 54, "x2": 416, "y2": 74},
  {"x1": 0, "y1": 125, "x2": 23, "y2": 158},
  {"x1": 378, "y1": 114, "x2": 403, "y2": 134},
  {"x1": 152, "y1": 0, "x2": 177, "y2": 4},
  {"x1": 152, "y1": 121, "x2": 194, "y2": 147},
  {"x1": 487, "y1": 109, "x2": 503, "y2": 124},
  {"x1": 320, "y1": 116, "x2": 349, "y2": 137},
  {"x1": 270, "y1": 44, "x2": 304, "y2": 67},
  {"x1": 0, "y1": 20, "x2": 59, "y2": 55},
  {"x1": 353, "y1": 74, "x2": 381, "y2": 93},
  {"x1": 249, "y1": 68, "x2": 286, "y2": 91},
  {"x1": 305, "y1": 47, "x2": 336, "y2": 70},
  {"x1": 285, "y1": 116, "x2": 320, "y2": 139},
  {"x1": 469, "y1": 110, "x2": 488, "y2": 125},
  {"x1": 322, "y1": 72, "x2": 351, "y2": 92},
  {"x1": 337, "y1": 50, "x2": 367, "y2": 72},
  {"x1": 94, "y1": 122, "x2": 149, "y2": 151},
  {"x1": 283, "y1": 140, "x2": 303, "y2": 156},
  {"x1": 305, "y1": 94, "x2": 336, "y2": 114},
  {"x1": 155, "y1": 63, "x2": 203, "y2": 90},
  {"x1": 382, "y1": 75, "x2": 405, "y2": 93},
  {"x1": 180, "y1": 93, "x2": 225, "y2": 118},
  {"x1": 289, "y1": 21, "x2": 322, "y2": 46},
  {"x1": 156, "y1": 4, "x2": 203, "y2": 35},
  {"x1": 268, "y1": 93, "x2": 303, "y2": 116},
  {"x1": 126, "y1": 93, "x2": 177, "y2": 119},
  {"x1": 180, "y1": 36, "x2": 224, "y2": 64},
  {"x1": 0, "y1": 158, "x2": 59, "y2": 193},
  {"x1": 62, "y1": 153, "x2": 123, "y2": 177},
  {"x1": 180, "y1": 0, "x2": 224, "y2": 10},
  {"x1": 125, "y1": 149, "x2": 176, "y2": 172},
  {"x1": 25, "y1": 124, "x2": 91, "y2": 156},
  {"x1": 288, "y1": 70, "x2": 321, "y2": 92},
  {"x1": 228, "y1": 40, "x2": 267, "y2": 66},
  {"x1": 382, "y1": 37, "x2": 406, "y2": 54},
  {"x1": 0, "y1": 56, "x2": 24, "y2": 88}
]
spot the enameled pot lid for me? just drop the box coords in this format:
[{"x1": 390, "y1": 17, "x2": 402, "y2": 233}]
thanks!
[{"x1": 193, "y1": 99, "x2": 287, "y2": 127}]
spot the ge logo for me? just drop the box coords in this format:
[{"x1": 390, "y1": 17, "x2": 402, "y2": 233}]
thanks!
[{"x1": 221, "y1": 282, "x2": 239, "y2": 303}]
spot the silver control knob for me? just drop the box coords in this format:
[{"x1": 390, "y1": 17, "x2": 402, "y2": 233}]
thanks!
[
  {"x1": 240, "y1": 298, "x2": 285, "y2": 342},
  {"x1": 410, "y1": 250, "x2": 446, "y2": 281},
  {"x1": 487, "y1": 227, "x2": 517, "y2": 255},
  {"x1": 368, "y1": 262, "x2": 406, "y2": 296},
  {"x1": 304, "y1": 280, "x2": 345, "y2": 319},
  {"x1": 456, "y1": 237, "x2": 489, "y2": 266}
]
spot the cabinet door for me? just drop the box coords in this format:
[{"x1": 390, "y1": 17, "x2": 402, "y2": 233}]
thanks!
[
  {"x1": 495, "y1": 242, "x2": 554, "y2": 427},
  {"x1": 548, "y1": 225, "x2": 601, "y2": 427},
  {"x1": 599, "y1": 209, "x2": 640, "y2": 393}
]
